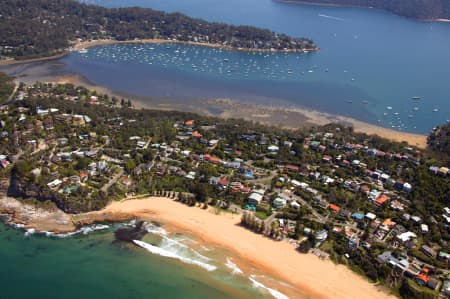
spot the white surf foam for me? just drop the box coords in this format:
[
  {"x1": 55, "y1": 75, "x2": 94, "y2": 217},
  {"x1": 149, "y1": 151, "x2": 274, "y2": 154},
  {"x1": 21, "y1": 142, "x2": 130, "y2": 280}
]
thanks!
[
  {"x1": 133, "y1": 240, "x2": 217, "y2": 271},
  {"x1": 225, "y1": 257, "x2": 243, "y2": 275},
  {"x1": 144, "y1": 223, "x2": 167, "y2": 235},
  {"x1": 24, "y1": 228, "x2": 35, "y2": 237},
  {"x1": 160, "y1": 236, "x2": 212, "y2": 262},
  {"x1": 249, "y1": 275, "x2": 290, "y2": 299},
  {"x1": 31, "y1": 224, "x2": 110, "y2": 238},
  {"x1": 199, "y1": 245, "x2": 211, "y2": 251}
]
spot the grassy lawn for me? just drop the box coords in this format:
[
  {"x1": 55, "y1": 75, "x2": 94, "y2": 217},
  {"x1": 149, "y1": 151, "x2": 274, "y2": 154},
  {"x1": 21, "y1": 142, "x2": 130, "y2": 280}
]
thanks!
[{"x1": 255, "y1": 210, "x2": 269, "y2": 220}]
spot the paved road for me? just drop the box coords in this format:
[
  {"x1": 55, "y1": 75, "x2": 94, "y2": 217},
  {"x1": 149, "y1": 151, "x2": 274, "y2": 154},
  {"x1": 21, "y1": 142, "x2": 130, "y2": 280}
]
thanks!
[
  {"x1": 277, "y1": 189, "x2": 326, "y2": 224},
  {"x1": 6, "y1": 82, "x2": 18, "y2": 103},
  {"x1": 101, "y1": 167, "x2": 124, "y2": 193},
  {"x1": 264, "y1": 212, "x2": 278, "y2": 226}
]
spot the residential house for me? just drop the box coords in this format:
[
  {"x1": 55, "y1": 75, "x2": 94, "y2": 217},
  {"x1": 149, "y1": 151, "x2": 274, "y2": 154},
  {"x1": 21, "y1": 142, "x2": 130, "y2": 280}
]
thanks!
[
  {"x1": 47, "y1": 179, "x2": 62, "y2": 189},
  {"x1": 390, "y1": 200, "x2": 405, "y2": 211},
  {"x1": 248, "y1": 192, "x2": 263, "y2": 206},
  {"x1": 374, "y1": 194, "x2": 390, "y2": 207},
  {"x1": 273, "y1": 197, "x2": 287, "y2": 209},
  {"x1": 421, "y1": 245, "x2": 437, "y2": 258},
  {"x1": 284, "y1": 164, "x2": 300, "y2": 172},
  {"x1": 267, "y1": 145, "x2": 279, "y2": 152},
  {"x1": 218, "y1": 177, "x2": 229, "y2": 189},
  {"x1": 442, "y1": 279, "x2": 450, "y2": 297},
  {"x1": 365, "y1": 212, "x2": 377, "y2": 221},
  {"x1": 209, "y1": 176, "x2": 220, "y2": 185},
  {"x1": 329, "y1": 203, "x2": 341, "y2": 213},
  {"x1": 438, "y1": 251, "x2": 450, "y2": 262},
  {"x1": 352, "y1": 212, "x2": 365, "y2": 222}
]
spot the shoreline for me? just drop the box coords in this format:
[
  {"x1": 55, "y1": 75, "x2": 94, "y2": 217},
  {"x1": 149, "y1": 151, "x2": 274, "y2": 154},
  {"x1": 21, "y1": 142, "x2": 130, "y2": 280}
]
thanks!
[
  {"x1": 0, "y1": 38, "x2": 319, "y2": 66},
  {"x1": 81, "y1": 196, "x2": 395, "y2": 299},
  {"x1": 42, "y1": 76, "x2": 428, "y2": 148},
  {"x1": 0, "y1": 195, "x2": 395, "y2": 298},
  {"x1": 200, "y1": 98, "x2": 427, "y2": 148},
  {"x1": 1, "y1": 56, "x2": 428, "y2": 148},
  {"x1": 275, "y1": 0, "x2": 450, "y2": 23},
  {"x1": 52, "y1": 75, "x2": 427, "y2": 148}
]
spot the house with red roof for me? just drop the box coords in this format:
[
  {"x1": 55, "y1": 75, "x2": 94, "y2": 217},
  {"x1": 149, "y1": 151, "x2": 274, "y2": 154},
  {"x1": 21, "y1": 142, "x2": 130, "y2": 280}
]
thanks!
[
  {"x1": 218, "y1": 177, "x2": 229, "y2": 189},
  {"x1": 210, "y1": 156, "x2": 221, "y2": 164},
  {"x1": 192, "y1": 131, "x2": 202, "y2": 138},
  {"x1": 322, "y1": 155, "x2": 332, "y2": 163},
  {"x1": 375, "y1": 194, "x2": 390, "y2": 207},
  {"x1": 329, "y1": 204, "x2": 341, "y2": 213},
  {"x1": 284, "y1": 164, "x2": 300, "y2": 172}
]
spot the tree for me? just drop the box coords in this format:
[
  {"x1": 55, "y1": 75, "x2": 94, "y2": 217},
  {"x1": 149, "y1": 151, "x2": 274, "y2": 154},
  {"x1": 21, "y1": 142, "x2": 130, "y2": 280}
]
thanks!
[
  {"x1": 194, "y1": 183, "x2": 209, "y2": 202},
  {"x1": 125, "y1": 159, "x2": 136, "y2": 173},
  {"x1": 75, "y1": 157, "x2": 89, "y2": 170},
  {"x1": 12, "y1": 160, "x2": 32, "y2": 177}
]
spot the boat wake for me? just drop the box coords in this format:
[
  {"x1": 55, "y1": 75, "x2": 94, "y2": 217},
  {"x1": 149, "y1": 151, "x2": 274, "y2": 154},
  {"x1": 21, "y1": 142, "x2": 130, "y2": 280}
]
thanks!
[
  {"x1": 225, "y1": 257, "x2": 243, "y2": 275},
  {"x1": 133, "y1": 240, "x2": 217, "y2": 271},
  {"x1": 249, "y1": 275, "x2": 290, "y2": 299},
  {"x1": 318, "y1": 13, "x2": 345, "y2": 21}
]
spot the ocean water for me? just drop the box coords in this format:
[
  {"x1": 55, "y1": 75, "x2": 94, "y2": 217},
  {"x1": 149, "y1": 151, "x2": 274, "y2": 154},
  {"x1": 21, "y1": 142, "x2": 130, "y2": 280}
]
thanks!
[
  {"x1": 0, "y1": 221, "x2": 287, "y2": 299},
  {"x1": 63, "y1": 0, "x2": 450, "y2": 134}
]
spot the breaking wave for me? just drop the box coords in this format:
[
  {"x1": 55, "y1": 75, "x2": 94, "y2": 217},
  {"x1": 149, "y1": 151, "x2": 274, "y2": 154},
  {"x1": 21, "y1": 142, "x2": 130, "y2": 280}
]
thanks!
[
  {"x1": 225, "y1": 257, "x2": 243, "y2": 275},
  {"x1": 22, "y1": 224, "x2": 110, "y2": 238},
  {"x1": 143, "y1": 222, "x2": 168, "y2": 236},
  {"x1": 249, "y1": 275, "x2": 290, "y2": 299},
  {"x1": 133, "y1": 240, "x2": 217, "y2": 271}
]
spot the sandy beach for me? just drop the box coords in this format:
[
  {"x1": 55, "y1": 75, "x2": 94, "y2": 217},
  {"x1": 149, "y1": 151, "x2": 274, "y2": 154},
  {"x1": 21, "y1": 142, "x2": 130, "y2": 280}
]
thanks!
[{"x1": 81, "y1": 196, "x2": 395, "y2": 299}]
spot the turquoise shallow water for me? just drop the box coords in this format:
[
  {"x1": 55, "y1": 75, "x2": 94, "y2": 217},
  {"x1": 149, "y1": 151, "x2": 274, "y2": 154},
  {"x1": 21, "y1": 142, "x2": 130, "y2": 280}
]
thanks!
[
  {"x1": 0, "y1": 221, "x2": 278, "y2": 299},
  {"x1": 68, "y1": 0, "x2": 450, "y2": 134}
]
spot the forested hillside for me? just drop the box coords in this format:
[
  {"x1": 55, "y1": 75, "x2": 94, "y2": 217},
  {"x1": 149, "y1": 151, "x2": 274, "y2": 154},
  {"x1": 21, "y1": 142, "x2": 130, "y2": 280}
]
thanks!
[
  {"x1": 293, "y1": 0, "x2": 450, "y2": 20},
  {"x1": 0, "y1": 73, "x2": 15, "y2": 103},
  {"x1": 0, "y1": 0, "x2": 316, "y2": 59},
  {"x1": 428, "y1": 123, "x2": 450, "y2": 163}
]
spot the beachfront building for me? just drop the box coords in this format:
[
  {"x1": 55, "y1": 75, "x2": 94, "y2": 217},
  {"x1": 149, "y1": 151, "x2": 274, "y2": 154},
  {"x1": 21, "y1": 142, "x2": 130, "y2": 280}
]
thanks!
[
  {"x1": 248, "y1": 192, "x2": 263, "y2": 206},
  {"x1": 272, "y1": 197, "x2": 287, "y2": 209}
]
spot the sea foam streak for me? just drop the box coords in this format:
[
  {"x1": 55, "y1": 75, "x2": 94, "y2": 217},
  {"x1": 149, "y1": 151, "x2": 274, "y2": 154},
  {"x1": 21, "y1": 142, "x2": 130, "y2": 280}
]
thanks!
[
  {"x1": 225, "y1": 257, "x2": 243, "y2": 275},
  {"x1": 144, "y1": 223, "x2": 212, "y2": 262},
  {"x1": 160, "y1": 236, "x2": 212, "y2": 262},
  {"x1": 133, "y1": 240, "x2": 217, "y2": 271},
  {"x1": 318, "y1": 13, "x2": 345, "y2": 21},
  {"x1": 144, "y1": 223, "x2": 167, "y2": 235},
  {"x1": 22, "y1": 224, "x2": 110, "y2": 238},
  {"x1": 249, "y1": 275, "x2": 290, "y2": 299}
]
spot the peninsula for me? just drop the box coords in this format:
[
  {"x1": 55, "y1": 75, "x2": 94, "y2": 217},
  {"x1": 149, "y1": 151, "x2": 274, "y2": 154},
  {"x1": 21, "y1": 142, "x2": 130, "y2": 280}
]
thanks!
[
  {"x1": 0, "y1": 0, "x2": 317, "y2": 62},
  {"x1": 283, "y1": 0, "x2": 450, "y2": 21},
  {"x1": 0, "y1": 74, "x2": 449, "y2": 298}
]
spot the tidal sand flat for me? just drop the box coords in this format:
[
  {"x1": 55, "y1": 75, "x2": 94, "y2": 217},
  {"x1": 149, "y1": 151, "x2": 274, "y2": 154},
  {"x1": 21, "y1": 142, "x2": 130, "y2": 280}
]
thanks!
[{"x1": 0, "y1": 60, "x2": 427, "y2": 148}]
